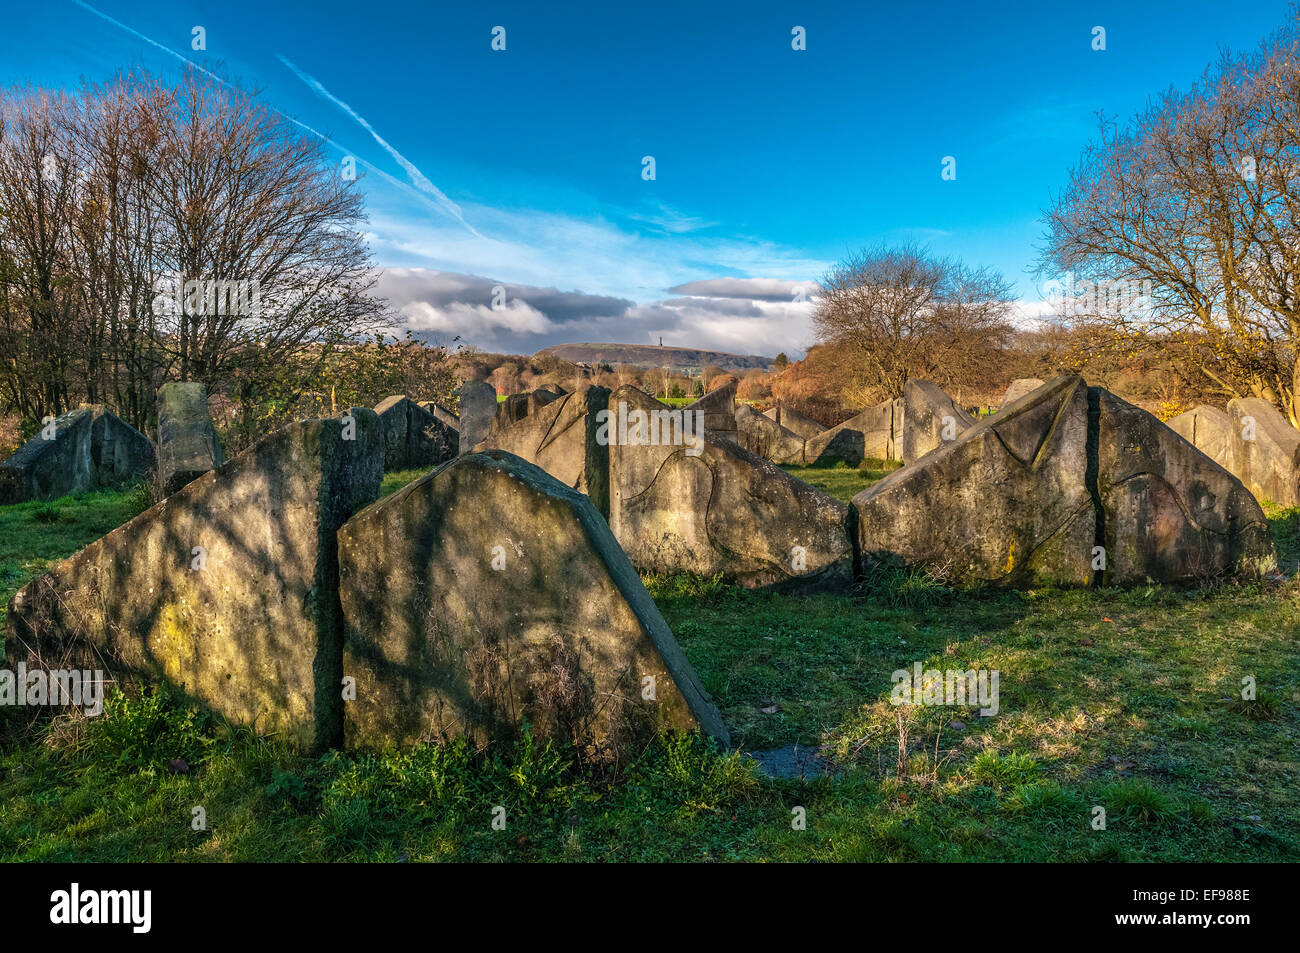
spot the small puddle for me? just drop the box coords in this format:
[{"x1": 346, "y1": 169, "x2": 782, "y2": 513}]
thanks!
[{"x1": 746, "y1": 744, "x2": 838, "y2": 779}]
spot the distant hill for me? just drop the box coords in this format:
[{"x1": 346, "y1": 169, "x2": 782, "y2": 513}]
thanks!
[{"x1": 539, "y1": 342, "x2": 774, "y2": 372}]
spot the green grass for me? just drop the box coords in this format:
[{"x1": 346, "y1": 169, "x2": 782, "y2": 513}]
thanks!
[
  {"x1": 1263, "y1": 503, "x2": 1300, "y2": 571},
  {"x1": 0, "y1": 482, "x2": 151, "y2": 638},
  {"x1": 781, "y1": 458, "x2": 903, "y2": 501},
  {"x1": 1, "y1": 480, "x2": 1297, "y2": 861},
  {"x1": 379, "y1": 467, "x2": 438, "y2": 498}
]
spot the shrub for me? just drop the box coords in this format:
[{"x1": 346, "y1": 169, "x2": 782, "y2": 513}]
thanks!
[
  {"x1": 860, "y1": 560, "x2": 952, "y2": 609},
  {"x1": 628, "y1": 731, "x2": 758, "y2": 816},
  {"x1": 969, "y1": 750, "x2": 1041, "y2": 786},
  {"x1": 89, "y1": 687, "x2": 214, "y2": 772},
  {"x1": 1100, "y1": 779, "x2": 1179, "y2": 823}
]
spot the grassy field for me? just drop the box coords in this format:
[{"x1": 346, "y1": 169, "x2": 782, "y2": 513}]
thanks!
[
  {"x1": 1, "y1": 461, "x2": 1297, "y2": 862},
  {"x1": 781, "y1": 458, "x2": 904, "y2": 499}
]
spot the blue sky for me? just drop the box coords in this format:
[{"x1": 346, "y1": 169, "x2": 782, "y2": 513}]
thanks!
[{"x1": 1, "y1": 0, "x2": 1292, "y2": 357}]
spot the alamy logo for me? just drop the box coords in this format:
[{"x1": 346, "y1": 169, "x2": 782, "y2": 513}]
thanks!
[
  {"x1": 1038, "y1": 271, "x2": 1154, "y2": 319},
  {"x1": 0, "y1": 664, "x2": 104, "y2": 715},
  {"x1": 152, "y1": 276, "x2": 261, "y2": 317},
  {"x1": 50, "y1": 883, "x2": 151, "y2": 933},
  {"x1": 595, "y1": 402, "x2": 704, "y2": 457},
  {"x1": 891, "y1": 662, "x2": 999, "y2": 716}
]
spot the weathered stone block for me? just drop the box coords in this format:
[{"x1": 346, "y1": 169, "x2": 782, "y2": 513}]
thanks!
[
  {"x1": 89, "y1": 407, "x2": 156, "y2": 491},
  {"x1": 498, "y1": 393, "x2": 529, "y2": 428},
  {"x1": 0, "y1": 407, "x2": 96, "y2": 504},
  {"x1": 1094, "y1": 388, "x2": 1273, "y2": 583},
  {"x1": 7, "y1": 410, "x2": 384, "y2": 750},
  {"x1": 1228, "y1": 397, "x2": 1300, "y2": 506},
  {"x1": 902, "y1": 379, "x2": 975, "y2": 463},
  {"x1": 491, "y1": 389, "x2": 558, "y2": 436},
  {"x1": 856, "y1": 375, "x2": 1095, "y2": 587},
  {"x1": 608, "y1": 386, "x2": 853, "y2": 588},
  {"x1": 1000, "y1": 378, "x2": 1045, "y2": 408},
  {"x1": 1164, "y1": 403, "x2": 1232, "y2": 473},
  {"x1": 854, "y1": 376, "x2": 1275, "y2": 587},
  {"x1": 157, "y1": 382, "x2": 224, "y2": 496},
  {"x1": 419, "y1": 401, "x2": 459, "y2": 432},
  {"x1": 0, "y1": 405, "x2": 154, "y2": 504},
  {"x1": 374, "y1": 395, "x2": 457, "y2": 470},
  {"x1": 803, "y1": 423, "x2": 865, "y2": 467},
  {"x1": 735, "y1": 404, "x2": 805, "y2": 464},
  {"x1": 805, "y1": 399, "x2": 902, "y2": 465},
  {"x1": 458, "y1": 381, "x2": 498, "y2": 454},
  {"x1": 478, "y1": 385, "x2": 611, "y2": 517},
  {"x1": 1166, "y1": 405, "x2": 1234, "y2": 472},
  {"x1": 338, "y1": 450, "x2": 729, "y2": 749},
  {"x1": 769, "y1": 404, "x2": 826, "y2": 441},
  {"x1": 686, "y1": 380, "x2": 738, "y2": 440}
]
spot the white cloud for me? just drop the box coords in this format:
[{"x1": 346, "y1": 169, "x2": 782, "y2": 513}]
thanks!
[
  {"x1": 627, "y1": 202, "x2": 719, "y2": 235},
  {"x1": 630, "y1": 298, "x2": 816, "y2": 356},
  {"x1": 1007, "y1": 298, "x2": 1061, "y2": 330},
  {"x1": 362, "y1": 200, "x2": 829, "y2": 308},
  {"x1": 668, "y1": 277, "x2": 812, "y2": 302},
  {"x1": 401, "y1": 298, "x2": 554, "y2": 336},
  {"x1": 377, "y1": 266, "x2": 813, "y2": 358}
]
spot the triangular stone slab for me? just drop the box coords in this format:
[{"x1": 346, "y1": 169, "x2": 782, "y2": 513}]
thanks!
[
  {"x1": 338, "y1": 449, "x2": 729, "y2": 749},
  {"x1": 609, "y1": 386, "x2": 852, "y2": 588},
  {"x1": 7, "y1": 410, "x2": 384, "y2": 749}
]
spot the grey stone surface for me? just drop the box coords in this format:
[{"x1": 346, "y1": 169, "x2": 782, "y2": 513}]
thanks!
[
  {"x1": 805, "y1": 399, "x2": 903, "y2": 465},
  {"x1": 1000, "y1": 378, "x2": 1046, "y2": 408},
  {"x1": 853, "y1": 375, "x2": 1274, "y2": 587},
  {"x1": 374, "y1": 395, "x2": 457, "y2": 470},
  {"x1": 0, "y1": 405, "x2": 154, "y2": 504},
  {"x1": 1166, "y1": 405, "x2": 1233, "y2": 472},
  {"x1": 88, "y1": 407, "x2": 156, "y2": 494},
  {"x1": 608, "y1": 386, "x2": 853, "y2": 589},
  {"x1": 735, "y1": 404, "x2": 806, "y2": 464},
  {"x1": 496, "y1": 393, "x2": 530, "y2": 429},
  {"x1": 1228, "y1": 397, "x2": 1300, "y2": 506},
  {"x1": 419, "y1": 401, "x2": 459, "y2": 431},
  {"x1": 686, "y1": 380, "x2": 738, "y2": 439},
  {"x1": 458, "y1": 381, "x2": 498, "y2": 455},
  {"x1": 338, "y1": 449, "x2": 729, "y2": 750},
  {"x1": 803, "y1": 423, "x2": 866, "y2": 467},
  {"x1": 7, "y1": 410, "x2": 384, "y2": 750},
  {"x1": 1094, "y1": 387, "x2": 1273, "y2": 583},
  {"x1": 157, "y1": 382, "x2": 224, "y2": 496},
  {"x1": 489, "y1": 389, "x2": 559, "y2": 433},
  {"x1": 478, "y1": 384, "x2": 611, "y2": 517},
  {"x1": 769, "y1": 404, "x2": 826, "y2": 441},
  {"x1": 857, "y1": 375, "x2": 1095, "y2": 587},
  {"x1": 902, "y1": 379, "x2": 976, "y2": 463}
]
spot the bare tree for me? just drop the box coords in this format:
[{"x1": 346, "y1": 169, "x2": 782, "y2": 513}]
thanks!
[
  {"x1": 0, "y1": 67, "x2": 385, "y2": 433},
  {"x1": 812, "y1": 243, "x2": 1015, "y2": 400},
  {"x1": 1038, "y1": 16, "x2": 1300, "y2": 423},
  {"x1": 148, "y1": 69, "x2": 382, "y2": 404},
  {"x1": 0, "y1": 88, "x2": 82, "y2": 421},
  {"x1": 67, "y1": 73, "x2": 173, "y2": 426}
]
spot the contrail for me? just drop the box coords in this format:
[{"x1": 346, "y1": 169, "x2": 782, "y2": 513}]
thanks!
[
  {"x1": 70, "y1": 0, "x2": 481, "y2": 236},
  {"x1": 72, "y1": 0, "x2": 227, "y2": 84},
  {"x1": 278, "y1": 54, "x2": 480, "y2": 237}
]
